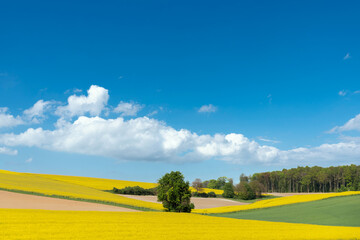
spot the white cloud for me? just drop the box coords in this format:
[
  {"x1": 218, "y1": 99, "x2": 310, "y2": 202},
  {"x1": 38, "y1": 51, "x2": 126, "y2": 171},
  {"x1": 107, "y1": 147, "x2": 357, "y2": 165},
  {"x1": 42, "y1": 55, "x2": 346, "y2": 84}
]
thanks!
[
  {"x1": 1, "y1": 84, "x2": 360, "y2": 166},
  {"x1": 344, "y1": 53, "x2": 351, "y2": 60},
  {"x1": 258, "y1": 137, "x2": 280, "y2": 144},
  {"x1": 1, "y1": 115, "x2": 358, "y2": 165},
  {"x1": 338, "y1": 90, "x2": 347, "y2": 96},
  {"x1": 329, "y1": 114, "x2": 360, "y2": 133},
  {"x1": 0, "y1": 116, "x2": 282, "y2": 163},
  {"x1": 114, "y1": 101, "x2": 143, "y2": 117},
  {"x1": 56, "y1": 85, "x2": 109, "y2": 118},
  {"x1": 0, "y1": 107, "x2": 24, "y2": 128},
  {"x1": 25, "y1": 157, "x2": 33, "y2": 163},
  {"x1": 0, "y1": 146, "x2": 17, "y2": 155},
  {"x1": 23, "y1": 100, "x2": 52, "y2": 123},
  {"x1": 198, "y1": 104, "x2": 217, "y2": 113}
]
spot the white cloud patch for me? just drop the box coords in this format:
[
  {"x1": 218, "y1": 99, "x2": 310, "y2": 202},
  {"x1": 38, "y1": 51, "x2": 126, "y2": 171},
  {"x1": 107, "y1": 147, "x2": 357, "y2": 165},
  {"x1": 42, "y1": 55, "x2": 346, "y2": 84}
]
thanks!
[
  {"x1": 344, "y1": 53, "x2": 351, "y2": 60},
  {"x1": 258, "y1": 137, "x2": 280, "y2": 144},
  {"x1": 0, "y1": 115, "x2": 358, "y2": 165},
  {"x1": 0, "y1": 107, "x2": 24, "y2": 128},
  {"x1": 23, "y1": 100, "x2": 52, "y2": 123},
  {"x1": 56, "y1": 85, "x2": 109, "y2": 118},
  {"x1": 338, "y1": 90, "x2": 347, "y2": 96},
  {"x1": 114, "y1": 101, "x2": 143, "y2": 117},
  {"x1": 198, "y1": 104, "x2": 217, "y2": 113},
  {"x1": 1, "y1": 84, "x2": 360, "y2": 166},
  {"x1": 329, "y1": 114, "x2": 360, "y2": 133},
  {"x1": 25, "y1": 157, "x2": 33, "y2": 163},
  {"x1": 0, "y1": 146, "x2": 18, "y2": 155}
]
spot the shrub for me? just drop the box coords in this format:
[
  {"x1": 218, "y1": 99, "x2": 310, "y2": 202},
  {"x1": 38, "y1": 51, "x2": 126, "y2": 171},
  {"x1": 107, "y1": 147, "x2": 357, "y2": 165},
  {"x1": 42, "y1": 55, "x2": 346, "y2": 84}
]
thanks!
[{"x1": 113, "y1": 186, "x2": 156, "y2": 195}]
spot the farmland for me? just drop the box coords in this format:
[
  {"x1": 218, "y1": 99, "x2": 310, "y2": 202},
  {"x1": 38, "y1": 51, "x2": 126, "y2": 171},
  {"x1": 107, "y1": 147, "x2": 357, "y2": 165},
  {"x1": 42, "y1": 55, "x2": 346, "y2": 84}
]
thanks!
[
  {"x1": 2, "y1": 209, "x2": 360, "y2": 240},
  {"x1": 1, "y1": 169, "x2": 360, "y2": 239},
  {"x1": 213, "y1": 194, "x2": 360, "y2": 226}
]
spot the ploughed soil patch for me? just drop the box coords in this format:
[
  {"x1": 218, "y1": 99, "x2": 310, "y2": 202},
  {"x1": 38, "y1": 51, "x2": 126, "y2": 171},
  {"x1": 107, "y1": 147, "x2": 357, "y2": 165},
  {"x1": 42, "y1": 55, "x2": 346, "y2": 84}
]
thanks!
[
  {"x1": 119, "y1": 194, "x2": 248, "y2": 209},
  {"x1": 0, "y1": 190, "x2": 138, "y2": 212},
  {"x1": 267, "y1": 192, "x2": 332, "y2": 197}
]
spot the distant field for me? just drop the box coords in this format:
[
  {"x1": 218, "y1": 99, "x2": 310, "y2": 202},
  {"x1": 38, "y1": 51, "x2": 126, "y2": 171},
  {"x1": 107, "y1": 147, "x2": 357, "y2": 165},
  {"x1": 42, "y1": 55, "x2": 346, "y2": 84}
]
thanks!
[
  {"x1": 29, "y1": 172, "x2": 224, "y2": 194},
  {"x1": 2, "y1": 209, "x2": 360, "y2": 240},
  {"x1": 213, "y1": 195, "x2": 360, "y2": 227},
  {"x1": 192, "y1": 191, "x2": 360, "y2": 214},
  {"x1": 0, "y1": 170, "x2": 163, "y2": 211}
]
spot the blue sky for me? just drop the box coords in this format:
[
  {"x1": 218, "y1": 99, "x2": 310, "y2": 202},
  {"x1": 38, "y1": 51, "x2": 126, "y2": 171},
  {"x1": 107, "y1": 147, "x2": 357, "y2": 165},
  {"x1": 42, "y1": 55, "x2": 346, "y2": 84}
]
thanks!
[{"x1": 1, "y1": 0, "x2": 360, "y2": 183}]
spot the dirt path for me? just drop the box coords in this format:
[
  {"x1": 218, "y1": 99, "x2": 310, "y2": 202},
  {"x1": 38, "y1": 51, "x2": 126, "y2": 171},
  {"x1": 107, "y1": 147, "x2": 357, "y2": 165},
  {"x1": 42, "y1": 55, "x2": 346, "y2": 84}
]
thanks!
[
  {"x1": 119, "y1": 194, "x2": 248, "y2": 209},
  {"x1": 0, "y1": 190, "x2": 138, "y2": 212}
]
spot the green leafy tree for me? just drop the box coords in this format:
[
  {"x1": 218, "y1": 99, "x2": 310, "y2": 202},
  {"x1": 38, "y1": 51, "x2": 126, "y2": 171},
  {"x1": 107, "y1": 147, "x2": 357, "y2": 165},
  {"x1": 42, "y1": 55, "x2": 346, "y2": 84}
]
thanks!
[
  {"x1": 222, "y1": 182, "x2": 235, "y2": 198},
  {"x1": 157, "y1": 171, "x2": 194, "y2": 212}
]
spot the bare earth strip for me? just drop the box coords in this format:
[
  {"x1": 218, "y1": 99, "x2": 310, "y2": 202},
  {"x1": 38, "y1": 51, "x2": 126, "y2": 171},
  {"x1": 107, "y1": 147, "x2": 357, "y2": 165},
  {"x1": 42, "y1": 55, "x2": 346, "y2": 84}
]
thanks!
[
  {"x1": 267, "y1": 192, "x2": 332, "y2": 197},
  {"x1": 0, "y1": 190, "x2": 138, "y2": 212},
  {"x1": 119, "y1": 194, "x2": 248, "y2": 209}
]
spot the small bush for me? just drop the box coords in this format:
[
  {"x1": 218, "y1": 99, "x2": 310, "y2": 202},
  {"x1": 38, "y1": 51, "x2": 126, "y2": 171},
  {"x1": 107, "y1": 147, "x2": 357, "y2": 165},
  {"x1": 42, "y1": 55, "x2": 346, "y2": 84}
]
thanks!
[
  {"x1": 207, "y1": 191, "x2": 217, "y2": 198},
  {"x1": 113, "y1": 186, "x2": 157, "y2": 195}
]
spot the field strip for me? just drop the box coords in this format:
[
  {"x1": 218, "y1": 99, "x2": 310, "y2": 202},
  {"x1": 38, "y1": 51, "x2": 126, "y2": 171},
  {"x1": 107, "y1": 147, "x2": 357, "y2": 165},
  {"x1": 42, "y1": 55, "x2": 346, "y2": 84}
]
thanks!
[
  {"x1": 0, "y1": 170, "x2": 163, "y2": 211},
  {"x1": 119, "y1": 194, "x2": 248, "y2": 209},
  {"x1": 0, "y1": 190, "x2": 138, "y2": 212},
  {"x1": 193, "y1": 191, "x2": 360, "y2": 214},
  {"x1": 2, "y1": 209, "x2": 360, "y2": 239}
]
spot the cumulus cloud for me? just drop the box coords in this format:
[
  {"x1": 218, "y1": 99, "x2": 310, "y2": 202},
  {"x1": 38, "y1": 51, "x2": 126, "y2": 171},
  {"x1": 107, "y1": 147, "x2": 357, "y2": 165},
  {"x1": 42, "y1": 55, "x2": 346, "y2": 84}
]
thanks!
[
  {"x1": 0, "y1": 146, "x2": 18, "y2": 155},
  {"x1": 329, "y1": 114, "x2": 360, "y2": 133},
  {"x1": 114, "y1": 101, "x2": 143, "y2": 117},
  {"x1": 1, "y1": 115, "x2": 358, "y2": 165},
  {"x1": 198, "y1": 104, "x2": 217, "y2": 113},
  {"x1": 0, "y1": 107, "x2": 24, "y2": 128},
  {"x1": 343, "y1": 53, "x2": 351, "y2": 60},
  {"x1": 1, "y1": 84, "x2": 360, "y2": 166},
  {"x1": 0, "y1": 116, "x2": 282, "y2": 163},
  {"x1": 23, "y1": 100, "x2": 52, "y2": 123},
  {"x1": 56, "y1": 85, "x2": 109, "y2": 118}
]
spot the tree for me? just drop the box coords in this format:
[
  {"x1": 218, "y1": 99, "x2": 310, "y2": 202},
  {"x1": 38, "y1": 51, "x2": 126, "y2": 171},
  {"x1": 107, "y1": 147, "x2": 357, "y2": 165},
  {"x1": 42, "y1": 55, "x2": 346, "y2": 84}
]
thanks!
[
  {"x1": 207, "y1": 179, "x2": 217, "y2": 189},
  {"x1": 157, "y1": 171, "x2": 194, "y2": 212},
  {"x1": 235, "y1": 182, "x2": 255, "y2": 200},
  {"x1": 192, "y1": 178, "x2": 203, "y2": 192},
  {"x1": 249, "y1": 180, "x2": 265, "y2": 198},
  {"x1": 222, "y1": 182, "x2": 235, "y2": 198}
]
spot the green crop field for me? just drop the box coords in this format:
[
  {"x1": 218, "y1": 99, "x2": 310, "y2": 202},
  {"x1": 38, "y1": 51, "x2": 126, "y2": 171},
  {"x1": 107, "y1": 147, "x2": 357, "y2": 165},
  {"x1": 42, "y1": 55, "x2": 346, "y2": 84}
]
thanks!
[{"x1": 213, "y1": 195, "x2": 360, "y2": 227}]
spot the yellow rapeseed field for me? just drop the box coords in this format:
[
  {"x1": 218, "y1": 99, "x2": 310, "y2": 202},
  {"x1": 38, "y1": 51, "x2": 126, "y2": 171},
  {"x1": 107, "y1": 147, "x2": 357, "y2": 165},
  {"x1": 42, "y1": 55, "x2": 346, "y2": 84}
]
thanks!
[
  {"x1": 0, "y1": 170, "x2": 163, "y2": 211},
  {"x1": 31, "y1": 172, "x2": 224, "y2": 194},
  {"x1": 193, "y1": 191, "x2": 360, "y2": 214},
  {"x1": 30, "y1": 173, "x2": 158, "y2": 190},
  {"x1": 2, "y1": 209, "x2": 360, "y2": 240}
]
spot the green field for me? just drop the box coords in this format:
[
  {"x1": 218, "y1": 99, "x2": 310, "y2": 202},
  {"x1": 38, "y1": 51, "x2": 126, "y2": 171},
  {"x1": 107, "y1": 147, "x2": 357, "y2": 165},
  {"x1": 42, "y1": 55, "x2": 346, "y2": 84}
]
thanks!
[{"x1": 213, "y1": 195, "x2": 360, "y2": 227}]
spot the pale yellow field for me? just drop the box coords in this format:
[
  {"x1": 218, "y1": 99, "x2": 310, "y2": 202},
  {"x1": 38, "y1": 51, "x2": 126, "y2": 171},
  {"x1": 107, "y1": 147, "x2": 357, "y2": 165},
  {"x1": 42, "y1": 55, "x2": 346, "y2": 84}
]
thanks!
[
  {"x1": 2, "y1": 209, "x2": 359, "y2": 240},
  {"x1": 31, "y1": 172, "x2": 224, "y2": 194},
  {"x1": 193, "y1": 191, "x2": 360, "y2": 214},
  {"x1": 0, "y1": 170, "x2": 163, "y2": 211}
]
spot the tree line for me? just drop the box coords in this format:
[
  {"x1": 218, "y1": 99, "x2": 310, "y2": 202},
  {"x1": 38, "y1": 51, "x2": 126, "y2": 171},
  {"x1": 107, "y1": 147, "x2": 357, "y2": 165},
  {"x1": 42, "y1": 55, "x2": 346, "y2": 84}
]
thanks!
[{"x1": 249, "y1": 164, "x2": 360, "y2": 193}]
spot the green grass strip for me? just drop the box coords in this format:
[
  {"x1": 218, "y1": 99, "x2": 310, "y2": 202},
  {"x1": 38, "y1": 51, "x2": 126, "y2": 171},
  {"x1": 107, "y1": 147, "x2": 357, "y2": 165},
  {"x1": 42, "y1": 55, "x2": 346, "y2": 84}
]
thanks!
[{"x1": 212, "y1": 195, "x2": 360, "y2": 227}]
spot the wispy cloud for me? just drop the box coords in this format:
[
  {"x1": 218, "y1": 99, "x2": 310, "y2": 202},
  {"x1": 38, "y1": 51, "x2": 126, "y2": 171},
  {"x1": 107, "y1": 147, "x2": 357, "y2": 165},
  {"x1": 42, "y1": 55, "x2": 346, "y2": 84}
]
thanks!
[
  {"x1": 114, "y1": 101, "x2": 143, "y2": 117},
  {"x1": 343, "y1": 53, "x2": 351, "y2": 60},
  {"x1": 198, "y1": 104, "x2": 217, "y2": 113},
  {"x1": 258, "y1": 137, "x2": 280, "y2": 144},
  {"x1": 338, "y1": 90, "x2": 347, "y2": 96},
  {"x1": 0, "y1": 147, "x2": 18, "y2": 155},
  {"x1": 25, "y1": 157, "x2": 33, "y2": 163}
]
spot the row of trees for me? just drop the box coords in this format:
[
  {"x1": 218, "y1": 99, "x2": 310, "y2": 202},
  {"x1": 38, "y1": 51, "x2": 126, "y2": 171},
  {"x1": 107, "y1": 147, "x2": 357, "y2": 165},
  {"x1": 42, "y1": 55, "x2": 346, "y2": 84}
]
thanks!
[{"x1": 245, "y1": 164, "x2": 360, "y2": 193}]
